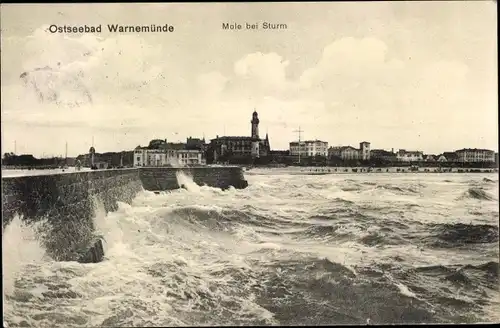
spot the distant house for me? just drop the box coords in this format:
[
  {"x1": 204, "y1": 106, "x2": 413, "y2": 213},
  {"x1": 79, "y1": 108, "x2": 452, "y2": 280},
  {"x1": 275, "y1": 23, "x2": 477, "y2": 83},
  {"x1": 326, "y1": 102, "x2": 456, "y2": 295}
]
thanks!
[
  {"x1": 442, "y1": 152, "x2": 458, "y2": 162},
  {"x1": 186, "y1": 136, "x2": 207, "y2": 151},
  {"x1": 328, "y1": 146, "x2": 359, "y2": 160},
  {"x1": 133, "y1": 139, "x2": 205, "y2": 167},
  {"x1": 290, "y1": 140, "x2": 329, "y2": 157},
  {"x1": 370, "y1": 149, "x2": 397, "y2": 162},
  {"x1": 328, "y1": 141, "x2": 371, "y2": 161},
  {"x1": 454, "y1": 148, "x2": 495, "y2": 163},
  {"x1": 396, "y1": 149, "x2": 424, "y2": 162},
  {"x1": 436, "y1": 154, "x2": 448, "y2": 162},
  {"x1": 424, "y1": 155, "x2": 436, "y2": 162}
]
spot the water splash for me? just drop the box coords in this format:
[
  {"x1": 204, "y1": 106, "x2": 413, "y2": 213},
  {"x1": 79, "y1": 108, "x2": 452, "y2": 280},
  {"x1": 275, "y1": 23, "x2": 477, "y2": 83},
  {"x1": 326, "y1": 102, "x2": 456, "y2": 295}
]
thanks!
[
  {"x1": 176, "y1": 170, "x2": 201, "y2": 193},
  {"x1": 2, "y1": 215, "x2": 48, "y2": 297}
]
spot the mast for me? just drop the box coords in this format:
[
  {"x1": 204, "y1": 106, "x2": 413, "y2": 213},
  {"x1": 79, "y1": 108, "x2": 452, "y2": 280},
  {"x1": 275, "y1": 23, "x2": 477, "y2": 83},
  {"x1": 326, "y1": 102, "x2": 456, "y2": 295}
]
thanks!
[
  {"x1": 293, "y1": 126, "x2": 303, "y2": 164},
  {"x1": 65, "y1": 141, "x2": 68, "y2": 166}
]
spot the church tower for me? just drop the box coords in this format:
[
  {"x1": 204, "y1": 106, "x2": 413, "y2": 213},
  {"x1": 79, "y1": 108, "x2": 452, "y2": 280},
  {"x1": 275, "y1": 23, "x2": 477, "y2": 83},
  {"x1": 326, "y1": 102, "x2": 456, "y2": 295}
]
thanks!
[{"x1": 251, "y1": 110, "x2": 260, "y2": 139}]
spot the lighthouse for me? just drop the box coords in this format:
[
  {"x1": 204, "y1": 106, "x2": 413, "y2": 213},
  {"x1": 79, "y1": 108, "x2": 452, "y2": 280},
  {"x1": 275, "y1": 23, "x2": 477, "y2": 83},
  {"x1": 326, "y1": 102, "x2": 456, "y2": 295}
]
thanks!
[{"x1": 251, "y1": 110, "x2": 260, "y2": 158}]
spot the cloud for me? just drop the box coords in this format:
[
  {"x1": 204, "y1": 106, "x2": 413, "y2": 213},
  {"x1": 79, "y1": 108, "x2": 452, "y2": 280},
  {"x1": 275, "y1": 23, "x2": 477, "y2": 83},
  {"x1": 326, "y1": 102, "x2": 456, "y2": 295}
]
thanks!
[
  {"x1": 1, "y1": 28, "x2": 493, "y2": 155},
  {"x1": 196, "y1": 71, "x2": 228, "y2": 99},
  {"x1": 233, "y1": 52, "x2": 291, "y2": 94},
  {"x1": 2, "y1": 26, "x2": 190, "y2": 133},
  {"x1": 298, "y1": 37, "x2": 471, "y2": 119}
]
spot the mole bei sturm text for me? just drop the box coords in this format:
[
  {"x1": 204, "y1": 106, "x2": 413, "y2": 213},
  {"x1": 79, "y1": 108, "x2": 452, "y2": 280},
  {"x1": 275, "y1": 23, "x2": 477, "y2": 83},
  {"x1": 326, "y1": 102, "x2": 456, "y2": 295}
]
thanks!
[{"x1": 222, "y1": 22, "x2": 288, "y2": 30}]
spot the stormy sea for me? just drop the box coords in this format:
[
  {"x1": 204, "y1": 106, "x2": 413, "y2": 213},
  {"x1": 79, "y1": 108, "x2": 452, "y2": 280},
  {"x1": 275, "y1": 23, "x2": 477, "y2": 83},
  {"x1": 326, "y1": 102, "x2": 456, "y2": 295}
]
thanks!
[{"x1": 3, "y1": 170, "x2": 499, "y2": 327}]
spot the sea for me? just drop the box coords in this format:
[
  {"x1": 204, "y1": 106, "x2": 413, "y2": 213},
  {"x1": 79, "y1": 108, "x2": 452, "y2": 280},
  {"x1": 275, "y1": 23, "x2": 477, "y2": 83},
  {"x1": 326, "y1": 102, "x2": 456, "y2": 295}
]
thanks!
[{"x1": 2, "y1": 169, "x2": 499, "y2": 326}]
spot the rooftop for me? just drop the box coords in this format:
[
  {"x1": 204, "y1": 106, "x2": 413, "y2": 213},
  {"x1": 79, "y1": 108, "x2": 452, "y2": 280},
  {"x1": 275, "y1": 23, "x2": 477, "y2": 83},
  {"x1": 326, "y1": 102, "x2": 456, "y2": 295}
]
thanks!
[
  {"x1": 290, "y1": 140, "x2": 328, "y2": 144},
  {"x1": 455, "y1": 148, "x2": 494, "y2": 152}
]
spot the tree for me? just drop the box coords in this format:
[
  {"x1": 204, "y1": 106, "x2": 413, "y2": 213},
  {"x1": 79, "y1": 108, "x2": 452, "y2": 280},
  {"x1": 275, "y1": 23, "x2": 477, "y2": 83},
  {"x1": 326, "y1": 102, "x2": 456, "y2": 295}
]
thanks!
[{"x1": 148, "y1": 139, "x2": 166, "y2": 149}]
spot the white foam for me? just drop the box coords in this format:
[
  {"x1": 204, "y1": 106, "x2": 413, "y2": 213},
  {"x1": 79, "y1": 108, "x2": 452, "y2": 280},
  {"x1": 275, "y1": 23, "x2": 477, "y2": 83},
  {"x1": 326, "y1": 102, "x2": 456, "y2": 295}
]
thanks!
[{"x1": 2, "y1": 215, "x2": 48, "y2": 297}]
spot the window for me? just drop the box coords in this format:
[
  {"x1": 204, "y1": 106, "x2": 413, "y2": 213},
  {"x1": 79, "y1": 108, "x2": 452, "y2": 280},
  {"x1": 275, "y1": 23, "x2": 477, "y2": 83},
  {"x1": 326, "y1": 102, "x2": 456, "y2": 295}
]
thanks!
[{"x1": 137, "y1": 157, "x2": 141, "y2": 162}]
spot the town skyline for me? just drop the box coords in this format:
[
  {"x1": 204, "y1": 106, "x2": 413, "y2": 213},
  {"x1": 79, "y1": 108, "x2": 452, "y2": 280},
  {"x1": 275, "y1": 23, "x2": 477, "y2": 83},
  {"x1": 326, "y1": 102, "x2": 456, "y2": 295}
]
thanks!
[{"x1": 1, "y1": 2, "x2": 497, "y2": 158}]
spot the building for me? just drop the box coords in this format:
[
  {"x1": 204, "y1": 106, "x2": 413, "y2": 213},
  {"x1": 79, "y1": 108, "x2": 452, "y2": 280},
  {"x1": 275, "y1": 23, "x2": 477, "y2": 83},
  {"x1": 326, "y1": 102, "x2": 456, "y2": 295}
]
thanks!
[
  {"x1": 289, "y1": 140, "x2": 328, "y2": 157},
  {"x1": 186, "y1": 137, "x2": 207, "y2": 151},
  {"x1": 210, "y1": 110, "x2": 271, "y2": 162},
  {"x1": 133, "y1": 139, "x2": 205, "y2": 167},
  {"x1": 359, "y1": 141, "x2": 371, "y2": 160},
  {"x1": 441, "y1": 152, "x2": 458, "y2": 162},
  {"x1": 328, "y1": 142, "x2": 371, "y2": 161},
  {"x1": 396, "y1": 149, "x2": 424, "y2": 162},
  {"x1": 436, "y1": 154, "x2": 448, "y2": 162},
  {"x1": 424, "y1": 155, "x2": 436, "y2": 162},
  {"x1": 455, "y1": 148, "x2": 495, "y2": 163},
  {"x1": 371, "y1": 149, "x2": 397, "y2": 162},
  {"x1": 328, "y1": 146, "x2": 359, "y2": 160}
]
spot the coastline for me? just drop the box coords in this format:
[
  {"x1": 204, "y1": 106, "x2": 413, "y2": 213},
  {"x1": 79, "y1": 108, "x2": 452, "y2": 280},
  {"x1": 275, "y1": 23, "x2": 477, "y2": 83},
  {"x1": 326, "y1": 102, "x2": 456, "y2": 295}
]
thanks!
[{"x1": 244, "y1": 166, "x2": 498, "y2": 175}]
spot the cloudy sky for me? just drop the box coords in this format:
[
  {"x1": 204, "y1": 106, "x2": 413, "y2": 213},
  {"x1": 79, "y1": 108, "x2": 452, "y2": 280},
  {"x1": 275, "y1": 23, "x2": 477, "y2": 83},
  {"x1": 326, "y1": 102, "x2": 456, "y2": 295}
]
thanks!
[{"x1": 1, "y1": 2, "x2": 497, "y2": 157}]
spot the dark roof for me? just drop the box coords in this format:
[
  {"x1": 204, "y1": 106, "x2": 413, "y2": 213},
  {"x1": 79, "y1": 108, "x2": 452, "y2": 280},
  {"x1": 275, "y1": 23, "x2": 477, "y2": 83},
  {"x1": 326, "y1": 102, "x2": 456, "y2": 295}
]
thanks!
[
  {"x1": 399, "y1": 150, "x2": 423, "y2": 155},
  {"x1": 160, "y1": 142, "x2": 185, "y2": 150},
  {"x1": 455, "y1": 148, "x2": 494, "y2": 152},
  {"x1": 303, "y1": 140, "x2": 328, "y2": 143},
  {"x1": 213, "y1": 136, "x2": 254, "y2": 140},
  {"x1": 291, "y1": 140, "x2": 327, "y2": 145},
  {"x1": 371, "y1": 149, "x2": 395, "y2": 156},
  {"x1": 442, "y1": 152, "x2": 458, "y2": 159},
  {"x1": 339, "y1": 146, "x2": 358, "y2": 151}
]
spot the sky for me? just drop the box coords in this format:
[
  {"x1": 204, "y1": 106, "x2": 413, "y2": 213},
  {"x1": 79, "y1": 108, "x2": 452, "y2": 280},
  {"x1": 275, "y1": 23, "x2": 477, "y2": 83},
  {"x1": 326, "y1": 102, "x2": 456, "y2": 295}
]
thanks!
[{"x1": 1, "y1": 2, "x2": 497, "y2": 157}]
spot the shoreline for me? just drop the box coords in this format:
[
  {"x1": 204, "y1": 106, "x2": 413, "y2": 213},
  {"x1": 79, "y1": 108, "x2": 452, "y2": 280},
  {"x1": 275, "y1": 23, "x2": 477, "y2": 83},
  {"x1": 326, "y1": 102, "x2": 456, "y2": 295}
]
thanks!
[{"x1": 246, "y1": 166, "x2": 498, "y2": 174}]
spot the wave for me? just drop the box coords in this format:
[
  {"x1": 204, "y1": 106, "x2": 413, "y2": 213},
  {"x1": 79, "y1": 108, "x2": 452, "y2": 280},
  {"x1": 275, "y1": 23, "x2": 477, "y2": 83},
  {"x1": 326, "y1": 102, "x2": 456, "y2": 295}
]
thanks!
[
  {"x1": 413, "y1": 261, "x2": 499, "y2": 289},
  {"x1": 376, "y1": 184, "x2": 421, "y2": 194},
  {"x1": 428, "y1": 223, "x2": 499, "y2": 247},
  {"x1": 4, "y1": 170, "x2": 498, "y2": 326},
  {"x1": 161, "y1": 205, "x2": 307, "y2": 234},
  {"x1": 463, "y1": 188, "x2": 495, "y2": 201},
  {"x1": 254, "y1": 257, "x2": 440, "y2": 325}
]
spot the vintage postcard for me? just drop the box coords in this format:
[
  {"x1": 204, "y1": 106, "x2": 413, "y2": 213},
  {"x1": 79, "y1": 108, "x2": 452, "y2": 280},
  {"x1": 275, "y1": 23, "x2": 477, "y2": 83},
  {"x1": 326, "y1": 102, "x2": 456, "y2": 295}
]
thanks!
[{"x1": 1, "y1": 2, "x2": 498, "y2": 327}]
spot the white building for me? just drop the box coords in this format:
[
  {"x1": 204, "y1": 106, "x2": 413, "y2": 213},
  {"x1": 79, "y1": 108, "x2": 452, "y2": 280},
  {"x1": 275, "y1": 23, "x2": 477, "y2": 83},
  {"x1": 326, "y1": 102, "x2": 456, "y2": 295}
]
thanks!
[
  {"x1": 328, "y1": 146, "x2": 359, "y2": 160},
  {"x1": 455, "y1": 148, "x2": 495, "y2": 163},
  {"x1": 396, "y1": 149, "x2": 424, "y2": 162},
  {"x1": 328, "y1": 141, "x2": 371, "y2": 161},
  {"x1": 133, "y1": 147, "x2": 205, "y2": 167},
  {"x1": 289, "y1": 140, "x2": 328, "y2": 157}
]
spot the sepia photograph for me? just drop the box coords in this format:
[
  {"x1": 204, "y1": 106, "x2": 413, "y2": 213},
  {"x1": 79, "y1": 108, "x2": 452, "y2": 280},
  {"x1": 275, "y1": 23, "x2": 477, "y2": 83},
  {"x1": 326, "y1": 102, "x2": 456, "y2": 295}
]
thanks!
[{"x1": 1, "y1": 1, "x2": 498, "y2": 326}]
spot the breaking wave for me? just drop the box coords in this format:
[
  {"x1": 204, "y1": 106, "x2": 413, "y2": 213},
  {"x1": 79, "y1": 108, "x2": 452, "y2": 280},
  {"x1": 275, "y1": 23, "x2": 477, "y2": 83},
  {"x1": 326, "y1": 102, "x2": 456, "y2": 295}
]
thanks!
[{"x1": 3, "y1": 172, "x2": 499, "y2": 326}]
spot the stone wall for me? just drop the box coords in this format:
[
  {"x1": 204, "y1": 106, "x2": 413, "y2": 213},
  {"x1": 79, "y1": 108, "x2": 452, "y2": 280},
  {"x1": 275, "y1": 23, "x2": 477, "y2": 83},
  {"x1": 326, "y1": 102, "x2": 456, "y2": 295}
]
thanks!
[
  {"x1": 139, "y1": 166, "x2": 248, "y2": 191},
  {"x1": 2, "y1": 166, "x2": 248, "y2": 262},
  {"x1": 2, "y1": 169, "x2": 142, "y2": 261}
]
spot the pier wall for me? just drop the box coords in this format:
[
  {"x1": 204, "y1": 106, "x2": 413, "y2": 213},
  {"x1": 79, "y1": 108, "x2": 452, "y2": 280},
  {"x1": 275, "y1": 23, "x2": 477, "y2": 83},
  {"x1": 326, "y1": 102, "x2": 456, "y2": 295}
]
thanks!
[
  {"x1": 2, "y1": 168, "x2": 142, "y2": 261},
  {"x1": 2, "y1": 166, "x2": 248, "y2": 262},
  {"x1": 139, "y1": 166, "x2": 249, "y2": 191}
]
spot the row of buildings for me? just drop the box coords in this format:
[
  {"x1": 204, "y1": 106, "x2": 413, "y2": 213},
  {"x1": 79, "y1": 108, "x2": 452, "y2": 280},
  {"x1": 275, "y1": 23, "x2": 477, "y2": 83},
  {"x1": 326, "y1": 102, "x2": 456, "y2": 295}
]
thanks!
[
  {"x1": 127, "y1": 110, "x2": 496, "y2": 167},
  {"x1": 132, "y1": 110, "x2": 271, "y2": 167},
  {"x1": 287, "y1": 139, "x2": 496, "y2": 164}
]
